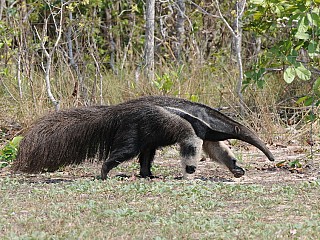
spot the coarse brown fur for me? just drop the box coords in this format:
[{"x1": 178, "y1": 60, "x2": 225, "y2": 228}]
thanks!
[{"x1": 12, "y1": 102, "x2": 203, "y2": 179}]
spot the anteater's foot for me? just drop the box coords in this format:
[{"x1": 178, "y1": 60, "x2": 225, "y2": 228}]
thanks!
[{"x1": 231, "y1": 166, "x2": 245, "y2": 178}]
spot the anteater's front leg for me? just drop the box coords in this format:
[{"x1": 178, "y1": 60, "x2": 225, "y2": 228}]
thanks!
[
  {"x1": 101, "y1": 144, "x2": 139, "y2": 180},
  {"x1": 139, "y1": 148, "x2": 156, "y2": 178},
  {"x1": 203, "y1": 141, "x2": 245, "y2": 178},
  {"x1": 180, "y1": 136, "x2": 203, "y2": 180}
]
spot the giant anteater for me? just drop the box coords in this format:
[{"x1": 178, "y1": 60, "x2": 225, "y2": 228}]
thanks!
[{"x1": 12, "y1": 96, "x2": 274, "y2": 179}]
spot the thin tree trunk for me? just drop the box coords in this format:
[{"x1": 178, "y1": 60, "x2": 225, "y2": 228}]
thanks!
[
  {"x1": 17, "y1": 52, "x2": 22, "y2": 99},
  {"x1": 214, "y1": 0, "x2": 246, "y2": 114},
  {"x1": 29, "y1": 54, "x2": 37, "y2": 112},
  {"x1": 17, "y1": 0, "x2": 29, "y2": 100},
  {"x1": 35, "y1": 1, "x2": 65, "y2": 111},
  {"x1": 144, "y1": 0, "x2": 155, "y2": 82},
  {"x1": 0, "y1": 0, "x2": 5, "y2": 20},
  {"x1": 89, "y1": 34, "x2": 103, "y2": 105},
  {"x1": 175, "y1": 0, "x2": 185, "y2": 63},
  {"x1": 190, "y1": 0, "x2": 246, "y2": 113},
  {"x1": 105, "y1": 6, "x2": 117, "y2": 74},
  {"x1": 121, "y1": 1, "x2": 136, "y2": 70},
  {"x1": 67, "y1": 11, "x2": 88, "y2": 105},
  {"x1": 234, "y1": 0, "x2": 246, "y2": 114},
  {"x1": 44, "y1": 56, "x2": 60, "y2": 110}
]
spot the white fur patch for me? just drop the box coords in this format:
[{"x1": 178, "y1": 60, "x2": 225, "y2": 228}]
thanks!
[{"x1": 180, "y1": 136, "x2": 203, "y2": 180}]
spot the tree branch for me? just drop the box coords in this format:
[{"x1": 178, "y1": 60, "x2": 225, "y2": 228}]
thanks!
[{"x1": 34, "y1": 0, "x2": 67, "y2": 111}]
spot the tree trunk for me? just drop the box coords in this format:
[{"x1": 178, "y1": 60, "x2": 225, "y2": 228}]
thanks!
[
  {"x1": 175, "y1": 0, "x2": 185, "y2": 63},
  {"x1": 234, "y1": 0, "x2": 246, "y2": 114},
  {"x1": 67, "y1": 10, "x2": 88, "y2": 105},
  {"x1": 35, "y1": 1, "x2": 65, "y2": 111},
  {"x1": 212, "y1": 0, "x2": 246, "y2": 114},
  {"x1": 0, "y1": 0, "x2": 5, "y2": 20},
  {"x1": 144, "y1": 0, "x2": 155, "y2": 82}
]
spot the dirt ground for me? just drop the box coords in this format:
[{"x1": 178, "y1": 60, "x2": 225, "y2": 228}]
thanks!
[
  {"x1": 1, "y1": 142, "x2": 319, "y2": 185},
  {"x1": 156, "y1": 143, "x2": 320, "y2": 184}
]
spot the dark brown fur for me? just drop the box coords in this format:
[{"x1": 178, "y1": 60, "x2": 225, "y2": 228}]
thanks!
[{"x1": 12, "y1": 103, "x2": 202, "y2": 179}]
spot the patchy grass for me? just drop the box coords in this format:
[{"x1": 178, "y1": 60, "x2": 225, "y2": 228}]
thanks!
[
  {"x1": 1, "y1": 174, "x2": 320, "y2": 240},
  {"x1": 1, "y1": 145, "x2": 319, "y2": 239}
]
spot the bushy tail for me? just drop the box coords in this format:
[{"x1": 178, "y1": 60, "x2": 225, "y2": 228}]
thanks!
[{"x1": 12, "y1": 106, "x2": 114, "y2": 173}]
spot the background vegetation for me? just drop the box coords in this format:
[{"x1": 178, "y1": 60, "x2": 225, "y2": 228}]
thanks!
[
  {"x1": 0, "y1": 1, "x2": 318, "y2": 114},
  {"x1": 0, "y1": 0, "x2": 318, "y2": 161},
  {"x1": 0, "y1": 1, "x2": 319, "y2": 239}
]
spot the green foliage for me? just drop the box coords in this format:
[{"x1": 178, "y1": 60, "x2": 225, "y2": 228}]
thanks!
[
  {"x1": 153, "y1": 66, "x2": 185, "y2": 95},
  {"x1": 0, "y1": 0, "x2": 319, "y2": 132},
  {"x1": 244, "y1": 0, "x2": 320, "y2": 117},
  {"x1": 154, "y1": 73, "x2": 175, "y2": 94},
  {"x1": 284, "y1": 63, "x2": 311, "y2": 83},
  {"x1": 0, "y1": 136, "x2": 23, "y2": 168},
  {"x1": 244, "y1": 68, "x2": 266, "y2": 89},
  {"x1": 245, "y1": 0, "x2": 319, "y2": 84},
  {"x1": 189, "y1": 94, "x2": 200, "y2": 102},
  {"x1": 296, "y1": 77, "x2": 320, "y2": 113},
  {"x1": 288, "y1": 159, "x2": 302, "y2": 169}
]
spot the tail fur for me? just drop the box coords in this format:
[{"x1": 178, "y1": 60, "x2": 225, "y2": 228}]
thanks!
[{"x1": 12, "y1": 106, "x2": 114, "y2": 173}]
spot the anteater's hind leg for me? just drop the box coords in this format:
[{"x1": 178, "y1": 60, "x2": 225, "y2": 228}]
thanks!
[
  {"x1": 203, "y1": 141, "x2": 245, "y2": 178},
  {"x1": 139, "y1": 148, "x2": 156, "y2": 178}
]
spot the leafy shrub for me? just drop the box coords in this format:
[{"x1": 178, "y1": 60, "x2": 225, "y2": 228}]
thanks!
[{"x1": 0, "y1": 136, "x2": 23, "y2": 168}]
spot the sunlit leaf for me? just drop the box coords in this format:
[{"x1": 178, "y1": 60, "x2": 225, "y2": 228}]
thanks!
[
  {"x1": 297, "y1": 16, "x2": 309, "y2": 33},
  {"x1": 284, "y1": 67, "x2": 296, "y2": 83},
  {"x1": 190, "y1": 95, "x2": 199, "y2": 102},
  {"x1": 294, "y1": 31, "x2": 310, "y2": 40},
  {"x1": 11, "y1": 136, "x2": 23, "y2": 146},
  {"x1": 253, "y1": 12, "x2": 264, "y2": 20},
  {"x1": 251, "y1": 0, "x2": 265, "y2": 4},
  {"x1": 296, "y1": 96, "x2": 309, "y2": 104},
  {"x1": 295, "y1": 64, "x2": 311, "y2": 81},
  {"x1": 313, "y1": 77, "x2": 320, "y2": 95},
  {"x1": 308, "y1": 13, "x2": 320, "y2": 26},
  {"x1": 308, "y1": 41, "x2": 319, "y2": 58}
]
